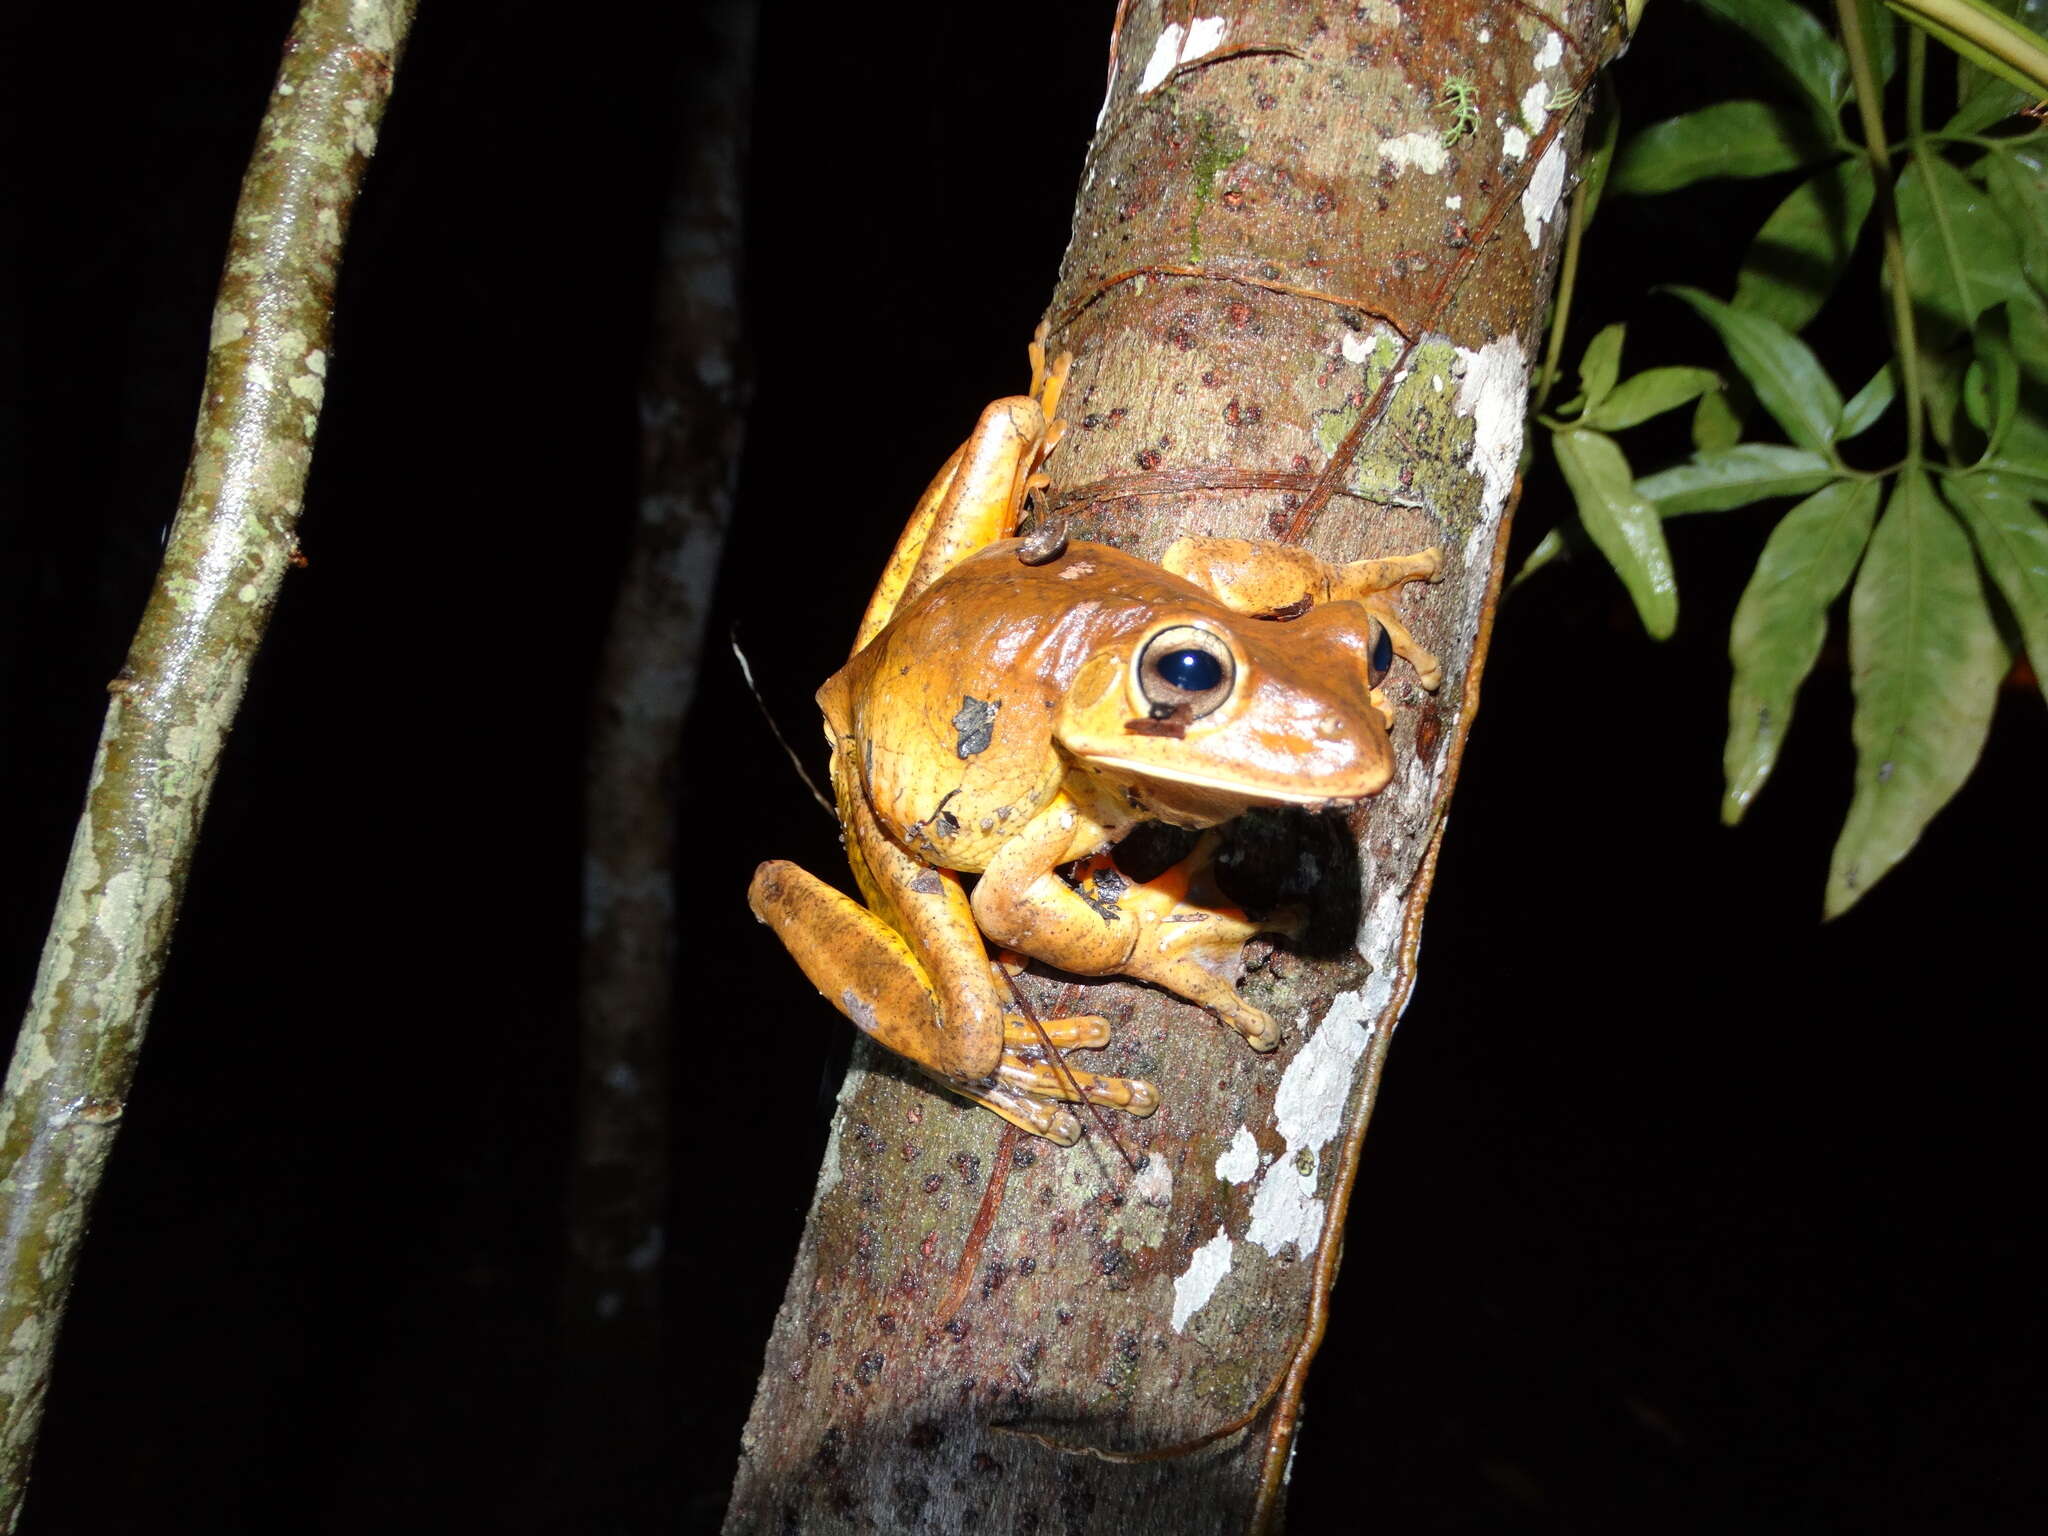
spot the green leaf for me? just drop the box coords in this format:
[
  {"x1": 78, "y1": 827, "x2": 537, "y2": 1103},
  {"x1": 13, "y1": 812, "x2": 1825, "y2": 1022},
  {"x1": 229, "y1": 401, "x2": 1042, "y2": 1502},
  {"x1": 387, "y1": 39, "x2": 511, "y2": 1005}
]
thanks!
[
  {"x1": 1578, "y1": 324, "x2": 1626, "y2": 412},
  {"x1": 1664, "y1": 285, "x2": 1846, "y2": 451},
  {"x1": 1964, "y1": 314, "x2": 2021, "y2": 444},
  {"x1": 1915, "y1": 330, "x2": 1972, "y2": 449},
  {"x1": 1945, "y1": 472, "x2": 2048, "y2": 702},
  {"x1": 1639, "y1": 443, "x2": 1838, "y2": 512},
  {"x1": 1898, "y1": 154, "x2": 2030, "y2": 334},
  {"x1": 1693, "y1": 386, "x2": 1747, "y2": 451},
  {"x1": 1696, "y1": 0, "x2": 1852, "y2": 109},
  {"x1": 1839, "y1": 363, "x2": 1899, "y2": 438},
  {"x1": 1582, "y1": 368, "x2": 1722, "y2": 432},
  {"x1": 1553, "y1": 428, "x2": 1680, "y2": 637},
  {"x1": 1947, "y1": 67, "x2": 2031, "y2": 131},
  {"x1": 1509, "y1": 525, "x2": 1568, "y2": 590},
  {"x1": 1888, "y1": 0, "x2": 2048, "y2": 100},
  {"x1": 1980, "y1": 143, "x2": 2048, "y2": 295},
  {"x1": 1735, "y1": 161, "x2": 1875, "y2": 333},
  {"x1": 1982, "y1": 286, "x2": 2048, "y2": 473},
  {"x1": 1827, "y1": 471, "x2": 2009, "y2": 916},
  {"x1": 1612, "y1": 102, "x2": 1834, "y2": 196},
  {"x1": 1724, "y1": 480, "x2": 1882, "y2": 821}
]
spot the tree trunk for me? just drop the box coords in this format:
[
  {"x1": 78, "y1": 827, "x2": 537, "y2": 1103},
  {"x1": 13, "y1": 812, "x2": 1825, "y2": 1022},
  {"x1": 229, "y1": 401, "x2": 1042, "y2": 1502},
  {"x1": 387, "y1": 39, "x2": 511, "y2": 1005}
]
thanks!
[
  {"x1": 556, "y1": 0, "x2": 756, "y2": 1521},
  {"x1": 725, "y1": 1, "x2": 1603, "y2": 1527}
]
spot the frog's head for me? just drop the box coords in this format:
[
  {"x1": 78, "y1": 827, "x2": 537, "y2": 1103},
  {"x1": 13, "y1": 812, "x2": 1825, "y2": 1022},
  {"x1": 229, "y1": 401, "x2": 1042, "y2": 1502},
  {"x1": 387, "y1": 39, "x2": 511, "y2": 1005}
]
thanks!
[{"x1": 1054, "y1": 601, "x2": 1400, "y2": 818}]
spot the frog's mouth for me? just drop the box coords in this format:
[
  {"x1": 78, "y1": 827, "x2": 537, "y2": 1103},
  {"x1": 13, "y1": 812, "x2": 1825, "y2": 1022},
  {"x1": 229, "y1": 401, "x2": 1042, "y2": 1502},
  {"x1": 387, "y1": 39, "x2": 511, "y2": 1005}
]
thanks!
[{"x1": 1080, "y1": 753, "x2": 1392, "y2": 808}]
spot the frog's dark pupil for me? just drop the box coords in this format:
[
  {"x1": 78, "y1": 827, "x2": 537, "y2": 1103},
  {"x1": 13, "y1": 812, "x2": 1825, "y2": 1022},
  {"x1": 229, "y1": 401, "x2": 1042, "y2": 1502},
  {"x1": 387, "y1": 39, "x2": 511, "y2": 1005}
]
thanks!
[
  {"x1": 1371, "y1": 627, "x2": 1393, "y2": 675},
  {"x1": 1156, "y1": 648, "x2": 1223, "y2": 693}
]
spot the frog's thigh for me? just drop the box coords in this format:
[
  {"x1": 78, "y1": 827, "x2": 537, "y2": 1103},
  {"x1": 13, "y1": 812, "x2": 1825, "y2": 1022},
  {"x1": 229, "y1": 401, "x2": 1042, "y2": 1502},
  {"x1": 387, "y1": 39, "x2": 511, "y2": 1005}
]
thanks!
[
  {"x1": 1073, "y1": 839, "x2": 1285, "y2": 1052},
  {"x1": 838, "y1": 789, "x2": 1013, "y2": 1084},
  {"x1": 748, "y1": 860, "x2": 952, "y2": 1065},
  {"x1": 898, "y1": 396, "x2": 1048, "y2": 607}
]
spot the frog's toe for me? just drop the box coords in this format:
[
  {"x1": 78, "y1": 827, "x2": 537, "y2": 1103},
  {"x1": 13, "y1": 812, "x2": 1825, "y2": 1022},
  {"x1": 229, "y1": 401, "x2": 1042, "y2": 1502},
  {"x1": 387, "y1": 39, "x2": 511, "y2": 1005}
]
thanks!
[
  {"x1": 1003, "y1": 1012, "x2": 1112, "y2": 1051},
  {"x1": 995, "y1": 1052, "x2": 1160, "y2": 1116},
  {"x1": 1218, "y1": 996, "x2": 1282, "y2": 1053},
  {"x1": 957, "y1": 1078, "x2": 1084, "y2": 1145}
]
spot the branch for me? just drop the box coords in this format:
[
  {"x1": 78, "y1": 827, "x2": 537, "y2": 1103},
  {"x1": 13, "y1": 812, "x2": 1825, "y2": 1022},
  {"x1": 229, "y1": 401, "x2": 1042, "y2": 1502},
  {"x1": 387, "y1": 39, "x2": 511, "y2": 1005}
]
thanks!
[{"x1": 0, "y1": 2, "x2": 415, "y2": 1518}]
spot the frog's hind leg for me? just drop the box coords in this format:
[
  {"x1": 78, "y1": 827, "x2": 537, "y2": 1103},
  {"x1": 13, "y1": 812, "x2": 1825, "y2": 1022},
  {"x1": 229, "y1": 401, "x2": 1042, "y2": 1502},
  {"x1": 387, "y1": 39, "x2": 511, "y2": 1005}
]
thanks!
[
  {"x1": 851, "y1": 332, "x2": 1073, "y2": 654},
  {"x1": 748, "y1": 848, "x2": 1155, "y2": 1143}
]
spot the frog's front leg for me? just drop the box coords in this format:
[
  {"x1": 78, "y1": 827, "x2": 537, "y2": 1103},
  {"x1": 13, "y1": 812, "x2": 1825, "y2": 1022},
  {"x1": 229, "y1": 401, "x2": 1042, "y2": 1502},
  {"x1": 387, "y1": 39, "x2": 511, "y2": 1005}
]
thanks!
[
  {"x1": 972, "y1": 803, "x2": 1285, "y2": 1052},
  {"x1": 1161, "y1": 536, "x2": 1445, "y2": 691},
  {"x1": 852, "y1": 337, "x2": 1071, "y2": 654}
]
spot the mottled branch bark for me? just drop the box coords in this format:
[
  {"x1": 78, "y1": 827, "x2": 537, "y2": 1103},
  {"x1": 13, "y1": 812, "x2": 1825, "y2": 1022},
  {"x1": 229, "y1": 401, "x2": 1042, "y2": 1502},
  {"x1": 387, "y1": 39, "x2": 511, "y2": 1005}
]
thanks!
[
  {"x1": 559, "y1": 0, "x2": 757, "y2": 1511},
  {"x1": 0, "y1": 1, "x2": 415, "y2": 1521},
  {"x1": 726, "y1": 1, "x2": 1603, "y2": 1529}
]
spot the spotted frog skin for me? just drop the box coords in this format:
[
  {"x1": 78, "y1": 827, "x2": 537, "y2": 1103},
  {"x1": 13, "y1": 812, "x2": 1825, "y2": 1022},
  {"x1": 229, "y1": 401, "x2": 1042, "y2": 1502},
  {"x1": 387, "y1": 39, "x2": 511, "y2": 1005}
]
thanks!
[{"x1": 749, "y1": 336, "x2": 1441, "y2": 1143}]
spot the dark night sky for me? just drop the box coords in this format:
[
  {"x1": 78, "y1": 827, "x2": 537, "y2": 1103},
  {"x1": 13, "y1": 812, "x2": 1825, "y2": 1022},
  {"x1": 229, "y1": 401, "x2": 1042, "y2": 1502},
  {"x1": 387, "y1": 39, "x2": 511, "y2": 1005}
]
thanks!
[{"x1": 3, "y1": 1, "x2": 2042, "y2": 1531}]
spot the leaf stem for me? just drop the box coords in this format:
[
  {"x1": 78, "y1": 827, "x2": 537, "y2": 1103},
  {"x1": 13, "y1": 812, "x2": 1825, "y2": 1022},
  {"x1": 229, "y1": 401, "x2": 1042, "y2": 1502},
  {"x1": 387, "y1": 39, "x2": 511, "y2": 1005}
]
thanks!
[
  {"x1": 1838, "y1": 0, "x2": 1926, "y2": 463},
  {"x1": 1534, "y1": 169, "x2": 1591, "y2": 409},
  {"x1": 1907, "y1": 22, "x2": 1928, "y2": 140}
]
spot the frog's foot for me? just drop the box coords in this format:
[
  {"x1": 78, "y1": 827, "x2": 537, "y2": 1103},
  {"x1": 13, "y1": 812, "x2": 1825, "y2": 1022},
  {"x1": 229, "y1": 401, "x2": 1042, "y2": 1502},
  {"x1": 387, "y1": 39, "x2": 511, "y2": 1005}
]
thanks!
[
  {"x1": 1071, "y1": 839, "x2": 1289, "y2": 1054},
  {"x1": 996, "y1": 1042, "x2": 1160, "y2": 1115},
  {"x1": 1027, "y1": 321, "x2": 1073, "y2": 423},
  {"x1": 949, "y1": 1078, "x2": 1084, "y2": 1145},
  {"x1": 1360, "y1": 597, "x2": 1443, "y2": 692}
]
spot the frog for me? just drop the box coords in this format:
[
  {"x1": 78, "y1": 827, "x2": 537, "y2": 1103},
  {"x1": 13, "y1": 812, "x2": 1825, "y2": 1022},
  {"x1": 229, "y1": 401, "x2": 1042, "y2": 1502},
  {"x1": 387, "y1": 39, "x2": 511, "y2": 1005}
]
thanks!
[{"x1": 749, "y1": 332, "x2": 1443, "y2": 1144}]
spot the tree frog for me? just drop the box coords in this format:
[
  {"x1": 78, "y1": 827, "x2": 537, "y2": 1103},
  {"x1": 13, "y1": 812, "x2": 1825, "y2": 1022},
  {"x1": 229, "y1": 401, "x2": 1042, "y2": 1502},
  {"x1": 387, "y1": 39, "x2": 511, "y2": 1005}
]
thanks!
[{"x1": 750, "y1": 334, "x2": 1442, "y2": 1144}]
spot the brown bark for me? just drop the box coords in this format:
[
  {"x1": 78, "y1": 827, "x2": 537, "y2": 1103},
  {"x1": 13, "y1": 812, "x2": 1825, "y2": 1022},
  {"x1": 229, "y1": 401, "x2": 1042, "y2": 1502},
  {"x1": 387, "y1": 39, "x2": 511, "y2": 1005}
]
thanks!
[
  {"x1": 725, "y1": 1, "x2": 1606, "y2": 1528},
  {"x1": 0, "y1": 1, "x2": 415, "y2": 1523}
]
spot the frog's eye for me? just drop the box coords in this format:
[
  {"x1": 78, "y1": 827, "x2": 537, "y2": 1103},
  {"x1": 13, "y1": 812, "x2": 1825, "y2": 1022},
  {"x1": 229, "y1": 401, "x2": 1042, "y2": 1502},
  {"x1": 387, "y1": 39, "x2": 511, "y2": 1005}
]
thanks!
[
  {"x1": 1137, "y1": 626, "x2": 1235, "y2": 720},
  {"x1": 1367, "y1": 621, "x2": 1394, "y2": 687}
]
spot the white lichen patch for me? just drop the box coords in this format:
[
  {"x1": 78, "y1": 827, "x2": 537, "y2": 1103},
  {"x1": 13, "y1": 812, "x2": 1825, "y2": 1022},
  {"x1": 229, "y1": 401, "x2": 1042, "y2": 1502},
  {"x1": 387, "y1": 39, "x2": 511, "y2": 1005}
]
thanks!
[
  {"x1": 1215, "y1": 1124, "x2": 1260, "y2": 1183},
  {"x1": 1138, "y1": 15, "x2": 1231, "y2": 95},
  {"x1": 349, "y1": 0, "x2": 399, "y2": 57},
  {"x1": 1501, "y1": 124, "x2": 1529, "y2": 161},
  {"x1": 1520, "y1": 82, "x2": 1552, "y2": 133},
  {"x1": 210, "y1": 309, "x2": 250, "y2": 349},
  {"x1": 1244, "y1": 992, "x2": 1377, "y2": 1259},
  {"x1": 1534, "y1": 32, "x2": 1564, "y2": 70},
  {"x1": 1453, "y1": 335, "x2": 1528, "y2": 523},
  {"x1": 1521, "y1": 138, "x2": 1567, "y2": 249},
  {"x1": 1379, "y1": 131, "x2": 1448, "y2": 177},
  {"x1": 289, "y1": 370, "x2": 324, "y2": 406},
  {"x1": 1132, "y1": 1153, "x2": 1173, "y2": 1209},
  {"x1": 1341, "y1": 332, "x2": 1373, "y2": 365},
  {"x1": 1171, "y1": 1226, "x2": 1236, "y2": 1331},
  {"x1": 1444, "y1": 194, "x2": 1462, "y2": 210}
]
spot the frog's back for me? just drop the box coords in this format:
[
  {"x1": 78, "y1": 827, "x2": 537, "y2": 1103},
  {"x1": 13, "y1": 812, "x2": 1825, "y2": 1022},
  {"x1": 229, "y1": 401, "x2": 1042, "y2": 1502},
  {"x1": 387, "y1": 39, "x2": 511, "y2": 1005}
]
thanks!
[{"x1": 821, "y1": 540, "x2": 1196, "y2": 870}]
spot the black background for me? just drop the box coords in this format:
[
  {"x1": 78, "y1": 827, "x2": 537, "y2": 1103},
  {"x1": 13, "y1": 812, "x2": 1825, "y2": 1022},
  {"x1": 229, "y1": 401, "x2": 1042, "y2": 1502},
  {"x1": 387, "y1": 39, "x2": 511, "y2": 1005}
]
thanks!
[{"x1": 4, "y1": 1, "x2": 2042, "y2": 1530}]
